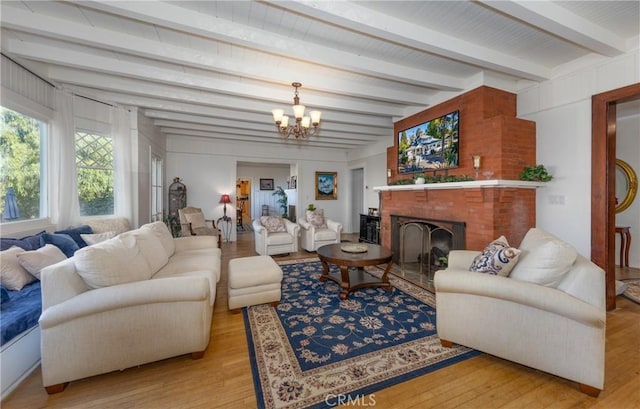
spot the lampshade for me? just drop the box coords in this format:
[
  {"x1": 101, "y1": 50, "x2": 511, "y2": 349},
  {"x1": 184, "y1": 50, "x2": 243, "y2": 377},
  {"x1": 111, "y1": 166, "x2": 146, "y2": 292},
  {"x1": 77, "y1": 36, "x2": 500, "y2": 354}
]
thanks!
[{"x1": 219, "y1": 194, "x2": 232, "y2": 204}]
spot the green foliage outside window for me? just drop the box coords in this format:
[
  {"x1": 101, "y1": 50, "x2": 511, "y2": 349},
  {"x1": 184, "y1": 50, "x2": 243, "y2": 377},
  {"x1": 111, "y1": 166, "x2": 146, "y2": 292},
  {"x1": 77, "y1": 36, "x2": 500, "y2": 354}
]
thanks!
[
  {"x1": 0, "y1": 107, "x2": 42, "y2": 221},
  {"x1": 76, "y1": 131, "x2": 114, "y2": 216},
  {"x1": 0, "y1": 106, "x2": 117, "y2": 223}
]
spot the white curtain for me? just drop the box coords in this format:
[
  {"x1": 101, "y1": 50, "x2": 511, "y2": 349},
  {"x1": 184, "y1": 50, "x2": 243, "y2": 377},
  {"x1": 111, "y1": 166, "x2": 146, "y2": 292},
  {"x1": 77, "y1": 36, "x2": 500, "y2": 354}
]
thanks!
[
  {"x1": 49, "y1": 89, "x2": 80, "y2": 228},
  {"x1": 112, "y1": 106, "x2": 134, "y2": 223}
]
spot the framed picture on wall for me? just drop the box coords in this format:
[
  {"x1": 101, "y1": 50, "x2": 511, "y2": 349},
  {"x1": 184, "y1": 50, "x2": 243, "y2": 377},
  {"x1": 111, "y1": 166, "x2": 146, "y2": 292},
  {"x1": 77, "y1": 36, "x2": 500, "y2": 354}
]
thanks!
[
  {"x1": 260, "y1": 178, "x2": 274, "y2": 190},
  {"x1": 315, "y1": 171, "x2": 337, "y2": 200}
]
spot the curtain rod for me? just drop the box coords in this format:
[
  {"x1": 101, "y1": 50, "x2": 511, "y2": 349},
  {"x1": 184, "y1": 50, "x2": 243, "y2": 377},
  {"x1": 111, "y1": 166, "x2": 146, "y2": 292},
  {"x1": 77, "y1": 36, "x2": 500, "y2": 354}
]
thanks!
[
  {"x1": 74, "y1": 93, "x2": 115, "y2": 107},
  {"x1": 1, "y1": 52, "x2": 116, "y2": 108},
  {"x1": 1, "y1": 52, "x2": 56, "y2": 88}
]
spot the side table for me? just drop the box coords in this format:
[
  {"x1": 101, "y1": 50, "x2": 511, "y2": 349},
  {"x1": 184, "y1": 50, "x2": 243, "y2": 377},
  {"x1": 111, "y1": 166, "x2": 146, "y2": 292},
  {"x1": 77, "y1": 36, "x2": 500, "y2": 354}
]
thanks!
[
  {"x1": 615, "y1": 226, "x2": 631, "y2": 268},
  {"x1": 217, "y1": 215, "x2": 233, "y2": 243}
]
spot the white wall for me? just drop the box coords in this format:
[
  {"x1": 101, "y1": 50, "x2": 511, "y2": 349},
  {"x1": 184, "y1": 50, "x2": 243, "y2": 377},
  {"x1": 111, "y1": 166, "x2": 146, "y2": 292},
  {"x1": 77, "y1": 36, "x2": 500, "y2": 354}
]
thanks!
[
  {"x1": 616, "y1": 111, "x2": 640, "y2": 268},
  {"x1": 166, "y1": 136, "x2": 350, "y2": 241},
  {"x1": 518, "y1": 49, "x2": 640, "y2": 257}
]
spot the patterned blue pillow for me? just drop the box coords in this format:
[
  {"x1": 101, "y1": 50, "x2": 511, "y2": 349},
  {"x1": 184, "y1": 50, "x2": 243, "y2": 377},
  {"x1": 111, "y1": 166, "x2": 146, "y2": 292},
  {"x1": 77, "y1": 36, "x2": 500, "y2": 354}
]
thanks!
[
  {"x1": 40, "y1": 233, "x2": 79, "y2": 258},
  {"x1": 470, "y1": 236, "x2": 521, "y2": 276},
  {"x1": 54, "y1": 225, "x2": 93, "y2": 248}
]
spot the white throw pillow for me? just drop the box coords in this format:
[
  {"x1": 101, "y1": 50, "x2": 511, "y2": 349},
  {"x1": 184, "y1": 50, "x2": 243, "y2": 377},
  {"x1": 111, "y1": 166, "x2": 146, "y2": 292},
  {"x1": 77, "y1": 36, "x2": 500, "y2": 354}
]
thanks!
[
  {"x1": 74, "y1": 234, "x2": 152, "y2": 289},
  {"x1": 185, "y1": 212, "x2": 207, "y2": 229},
  {"x1": 0, "y1": 246, "x2": 37, "y2": 290},
  {"x1": 469, "y1": 236, "x2": 521, "y2": 276},
  {"x1": 141, "y1": 221, "x2": 175, "y2": 257},
  {"x1": 122, "y1": 229, "x2": 169, "y2": 274},
  {"x1": 509, "y1": 234, "x2": 578, "y2": 287},
  {"x1": 16, "y1": 244, "x2": 66, "y2": 280},
  {"x1": 80, "y1": 231, "x2": 117, "y2": 245},
  {"x1": 260, "y1": 216, "x2": 286, "y2": 233},
  {"x1": 306, "y1": 209, "x2": 327, "y2": 228}
]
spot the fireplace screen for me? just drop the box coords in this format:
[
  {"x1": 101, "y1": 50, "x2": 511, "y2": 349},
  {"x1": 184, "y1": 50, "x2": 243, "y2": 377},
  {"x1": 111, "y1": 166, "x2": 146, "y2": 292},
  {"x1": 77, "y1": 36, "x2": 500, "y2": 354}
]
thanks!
[{"x1": 391, "y1": 215, "x2": 465, "y2": 288}]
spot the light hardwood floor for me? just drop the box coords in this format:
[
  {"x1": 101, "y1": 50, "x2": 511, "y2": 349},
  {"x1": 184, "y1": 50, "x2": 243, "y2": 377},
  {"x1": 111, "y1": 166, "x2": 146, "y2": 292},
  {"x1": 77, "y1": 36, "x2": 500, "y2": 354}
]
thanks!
[{"x1": 2, "y1": 229, "x2": 639, "y2": 408}]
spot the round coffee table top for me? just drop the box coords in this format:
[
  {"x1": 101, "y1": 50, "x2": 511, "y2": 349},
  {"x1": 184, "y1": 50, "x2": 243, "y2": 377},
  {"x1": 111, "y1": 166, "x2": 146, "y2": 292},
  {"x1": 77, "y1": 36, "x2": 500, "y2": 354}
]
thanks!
[{"x1": 317, "y1": 243, "x2": 392, "y2": 267}]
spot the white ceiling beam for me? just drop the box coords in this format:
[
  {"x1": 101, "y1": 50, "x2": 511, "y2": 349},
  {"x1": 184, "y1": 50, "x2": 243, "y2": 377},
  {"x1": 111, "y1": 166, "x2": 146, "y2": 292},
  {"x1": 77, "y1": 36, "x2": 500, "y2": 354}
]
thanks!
[
  {"x1": 0, "y1": 6, "x2": 434, "y2": 106},
  {"x1": 478, "y1": 1, "x2": 627, "y2": 56},
  {"x1": 79, "y1": 0, "x2": 465, "y2": 90},
  {"x1": 145, "y1": 115, "x2": 390, "y2": 139},
  {"x1": 158, "y1": 126, "x2": 365, "y2": 147},
  {"x1": 161, "y1": 129, "x2": 360, "y2": 149},
  {"x1": 269, "y1": 0, "x2": 552, "y2": 81},
  {"x1": 62, "y1": 85, "x2": 394, "y2": 129},
  {"x1": 7, "y1": 39, "x2": 405, "y2": 118},
  {"x1": 153, "y1": 119, "x2": 378, "y2": 143}
]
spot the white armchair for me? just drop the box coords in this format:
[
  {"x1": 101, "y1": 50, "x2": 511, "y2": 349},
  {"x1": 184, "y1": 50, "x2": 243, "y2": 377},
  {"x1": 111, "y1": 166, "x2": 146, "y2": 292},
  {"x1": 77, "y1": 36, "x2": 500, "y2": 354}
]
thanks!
[
  {"x1": 299, "y1": 217, "x2": 343, "y2": 252},
  {"x1": 253, "y1": 217, "x2": 300, "y2": 256},
  {"x1": 434, "y1": 228, "x2": 606, "y2": 396}
]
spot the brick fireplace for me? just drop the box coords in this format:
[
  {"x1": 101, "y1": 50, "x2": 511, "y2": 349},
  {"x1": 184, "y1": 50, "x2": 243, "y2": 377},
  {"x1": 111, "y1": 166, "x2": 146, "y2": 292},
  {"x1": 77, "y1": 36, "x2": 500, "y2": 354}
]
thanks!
[
  {"x1": 379, "y1": 185, "x2": 536, "y2": 251},
  {"x1": 379, "y1": 86, "x2": 538, "y2": 251}
]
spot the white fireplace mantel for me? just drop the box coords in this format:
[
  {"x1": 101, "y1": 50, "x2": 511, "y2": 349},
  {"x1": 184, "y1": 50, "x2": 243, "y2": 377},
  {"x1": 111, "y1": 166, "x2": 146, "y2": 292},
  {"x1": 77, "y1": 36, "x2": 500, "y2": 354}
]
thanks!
[{"x1": 373, "y1": 179, "x2": 547, "y2": 192}]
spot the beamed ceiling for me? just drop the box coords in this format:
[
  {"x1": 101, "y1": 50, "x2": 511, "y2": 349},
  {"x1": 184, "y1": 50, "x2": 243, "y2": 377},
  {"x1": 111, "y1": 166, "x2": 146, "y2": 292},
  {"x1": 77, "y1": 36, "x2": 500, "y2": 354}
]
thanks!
[{"x1": 1, "y1": 1, "x2": 638, "y2": 150}]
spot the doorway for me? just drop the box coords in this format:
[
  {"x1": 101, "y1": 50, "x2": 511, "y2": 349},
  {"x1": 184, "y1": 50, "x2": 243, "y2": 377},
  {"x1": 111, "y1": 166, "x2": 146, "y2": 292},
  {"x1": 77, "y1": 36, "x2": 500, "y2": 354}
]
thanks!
[
  {"x1": 591, "y1": 83, "x2": 640, "y2": 310},
  {"x1": 236, "y1": 178, "x2": 251, "y2": 230},
  {"x1": 351, "y1": 168, "x2": 364, "y2": 234}
]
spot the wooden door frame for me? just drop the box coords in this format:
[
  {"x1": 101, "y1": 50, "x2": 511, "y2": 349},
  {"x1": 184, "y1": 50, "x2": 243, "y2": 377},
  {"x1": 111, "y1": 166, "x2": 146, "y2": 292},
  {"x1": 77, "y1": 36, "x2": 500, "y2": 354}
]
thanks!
[{"x1": 591, "y1": 83, "x2": 640, "y2": 311}]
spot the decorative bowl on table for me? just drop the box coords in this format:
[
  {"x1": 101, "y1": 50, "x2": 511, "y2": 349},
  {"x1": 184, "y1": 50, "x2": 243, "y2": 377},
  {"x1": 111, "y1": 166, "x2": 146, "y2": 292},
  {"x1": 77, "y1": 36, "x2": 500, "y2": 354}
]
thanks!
[{"x1": 340, "y1": 243, "x2": 369, "y2": 253}]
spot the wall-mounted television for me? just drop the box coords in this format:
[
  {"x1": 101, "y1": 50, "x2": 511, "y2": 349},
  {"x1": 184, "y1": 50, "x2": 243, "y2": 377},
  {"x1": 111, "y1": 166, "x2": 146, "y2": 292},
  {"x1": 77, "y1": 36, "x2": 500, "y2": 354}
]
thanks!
[{"x1": 397, "y1": 110, "x2": 459, "y2": 174}]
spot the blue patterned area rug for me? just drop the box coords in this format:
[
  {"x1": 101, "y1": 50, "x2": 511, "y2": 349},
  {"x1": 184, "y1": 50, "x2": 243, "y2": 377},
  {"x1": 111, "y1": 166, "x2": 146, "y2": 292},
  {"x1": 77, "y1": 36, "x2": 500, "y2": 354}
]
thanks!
[{"x1": 243, "y1": 259, "x2": 480, "y2": 409}]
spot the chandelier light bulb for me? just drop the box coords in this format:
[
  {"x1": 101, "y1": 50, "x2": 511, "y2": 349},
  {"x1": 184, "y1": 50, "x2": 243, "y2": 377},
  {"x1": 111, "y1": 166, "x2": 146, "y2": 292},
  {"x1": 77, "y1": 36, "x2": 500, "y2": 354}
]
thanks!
[
  {"x1": 272, "y1": 109, "x2": 284, "y2": 123},
  {"x1": 310, "y1": 110, "x2": 321, "y2": 125},
  {"x1": 293, "y1": 104, "x2": 306, "y2": 119},
  {"x1": 301, "y1": 116, "x2": 311, "y2": 128}
]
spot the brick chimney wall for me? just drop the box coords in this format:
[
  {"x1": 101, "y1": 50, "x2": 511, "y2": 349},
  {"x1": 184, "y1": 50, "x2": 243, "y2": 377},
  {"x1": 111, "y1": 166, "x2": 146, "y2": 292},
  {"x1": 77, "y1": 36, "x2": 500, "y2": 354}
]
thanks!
[{"x1": 381, "y1": 86, "x2": 537, "y2": 250}]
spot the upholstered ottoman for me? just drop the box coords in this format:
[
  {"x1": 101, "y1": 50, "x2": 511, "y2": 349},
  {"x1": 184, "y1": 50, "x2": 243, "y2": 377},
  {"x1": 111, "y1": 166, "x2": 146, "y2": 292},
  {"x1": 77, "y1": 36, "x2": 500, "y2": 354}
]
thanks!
[{"x1": 228, "y1": 256, "x2": 283, "y2": 311}]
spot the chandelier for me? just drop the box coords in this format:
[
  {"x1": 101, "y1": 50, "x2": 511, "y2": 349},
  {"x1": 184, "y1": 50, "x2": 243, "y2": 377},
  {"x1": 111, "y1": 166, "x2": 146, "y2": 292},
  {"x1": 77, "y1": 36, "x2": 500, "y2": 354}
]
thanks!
[{"x1": 271, "y1": 82, "x2": 321, "y2": 139}]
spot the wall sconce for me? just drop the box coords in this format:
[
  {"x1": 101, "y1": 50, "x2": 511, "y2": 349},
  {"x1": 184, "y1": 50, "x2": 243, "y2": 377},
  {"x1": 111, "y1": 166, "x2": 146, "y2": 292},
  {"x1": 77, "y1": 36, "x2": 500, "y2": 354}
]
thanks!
[
  {"x1": 472, "y1": 155, "x2": 481, "y2": 179},
  {"x1": 387, "y1": 168, "x2": 392, "y2": 178}
]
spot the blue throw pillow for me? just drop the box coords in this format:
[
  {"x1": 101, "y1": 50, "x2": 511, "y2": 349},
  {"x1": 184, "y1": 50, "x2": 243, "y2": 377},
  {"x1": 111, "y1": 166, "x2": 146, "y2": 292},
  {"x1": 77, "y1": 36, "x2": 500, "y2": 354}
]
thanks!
[
  {"x1": 1, "y1": 238, "x2": 33, "y2": 251},
  {"x1": 40, "y1": 233, "x2": 79, "y2": 258},
  {"x1": 1, "y1": 231, "x2": 46, "y2": 251},
  {"x1": 19, "y1": 231, "x2": 47, "y2": 250},
  {"x1": 0, "y1": 286, "x2": 9, "y2": 305},
  {"x1": 54, "y1": 225, "x2": 93, "y2": 248}
]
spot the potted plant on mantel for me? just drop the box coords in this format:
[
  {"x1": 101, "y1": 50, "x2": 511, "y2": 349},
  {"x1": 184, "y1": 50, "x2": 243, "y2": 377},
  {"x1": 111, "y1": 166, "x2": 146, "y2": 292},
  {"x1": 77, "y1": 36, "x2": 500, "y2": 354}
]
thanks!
[{"x1": 520, "y1": 165, "x2": 553, "y2": 182}]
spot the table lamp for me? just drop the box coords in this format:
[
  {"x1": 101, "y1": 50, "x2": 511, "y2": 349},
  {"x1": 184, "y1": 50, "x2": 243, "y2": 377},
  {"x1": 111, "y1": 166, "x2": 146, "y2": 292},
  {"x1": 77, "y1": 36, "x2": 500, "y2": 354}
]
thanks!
[{"x1": 219, "y1": 194, "x2": 232, "y2": 220}]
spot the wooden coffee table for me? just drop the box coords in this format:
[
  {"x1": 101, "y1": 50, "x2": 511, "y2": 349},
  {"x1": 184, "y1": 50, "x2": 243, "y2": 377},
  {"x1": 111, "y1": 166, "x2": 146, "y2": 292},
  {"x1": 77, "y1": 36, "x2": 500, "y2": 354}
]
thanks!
[{"x1": 317, "y1": 243, "x2": 393, "y2": 300}]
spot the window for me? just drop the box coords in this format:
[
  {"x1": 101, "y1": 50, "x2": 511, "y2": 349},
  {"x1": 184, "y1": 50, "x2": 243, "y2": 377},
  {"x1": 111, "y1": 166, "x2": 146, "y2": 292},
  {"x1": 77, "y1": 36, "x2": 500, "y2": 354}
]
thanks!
[
  {"x1": 0, "y1": 107, "x2": 47, "y2": 223},
  {"x1": 75, "y1": 131, "x2": 114, "y2": 216},
  {"x1": 151, "y1": 155, "x2": 163, "y2": 222}
]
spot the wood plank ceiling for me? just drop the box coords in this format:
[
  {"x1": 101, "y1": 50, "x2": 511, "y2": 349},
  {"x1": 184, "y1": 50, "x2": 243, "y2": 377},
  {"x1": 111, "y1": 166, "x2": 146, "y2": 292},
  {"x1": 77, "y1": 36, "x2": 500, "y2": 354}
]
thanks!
[{"x1": 1, "y1": 1, "x2": 638, "y2": 150}]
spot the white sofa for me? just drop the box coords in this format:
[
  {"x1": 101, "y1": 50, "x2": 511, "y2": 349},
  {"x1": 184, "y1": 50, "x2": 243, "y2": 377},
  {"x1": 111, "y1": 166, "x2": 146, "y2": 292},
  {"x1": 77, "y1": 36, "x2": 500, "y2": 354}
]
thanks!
[
  {"x1": 253, "y1": 217, "x2": 300, "y2": 256},
  {"x1": 0, "y1": 216, "x2": 131, "y2": 399},
  {"x1": 38, "y1": 221, "x2": 221, "y2": 394},
  {"x1": 298, "y1": 218, "x2": 342, "y2": 252},
  {"x1": 434, "y1": 228, "x2": 606, "y2": 396}
]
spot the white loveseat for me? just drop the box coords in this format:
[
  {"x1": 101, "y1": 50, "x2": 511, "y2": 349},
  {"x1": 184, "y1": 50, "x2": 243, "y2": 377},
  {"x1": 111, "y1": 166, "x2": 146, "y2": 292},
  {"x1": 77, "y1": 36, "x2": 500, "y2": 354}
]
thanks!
[
  {"x1": 434, "y1": 228, "x2": 606, "y2": 396},
  {"x1": 38, "y1": 221, "x2": 221, "y2": 394}
]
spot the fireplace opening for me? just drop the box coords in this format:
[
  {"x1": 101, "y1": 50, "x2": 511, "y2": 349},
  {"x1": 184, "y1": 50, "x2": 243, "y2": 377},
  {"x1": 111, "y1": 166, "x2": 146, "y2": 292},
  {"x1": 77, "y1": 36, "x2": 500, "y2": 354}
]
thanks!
[{"x1": 391, "y1": 215, "x2": 465, "y2": 288}]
